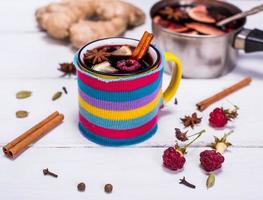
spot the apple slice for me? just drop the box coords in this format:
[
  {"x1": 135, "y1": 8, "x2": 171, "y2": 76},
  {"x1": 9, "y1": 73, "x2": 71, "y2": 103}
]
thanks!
[
  {"x1": 167, "y1": 23, "x2": 189, "y2": 33},
  {"x1": 186, "y1": 22, "x2": 224, "y2": 36},
  {"x1": 188, "y1": 5, "x2": 216, "y2": 24},
  {"x1": 111, "y1": 46, "x2": 132, "y2": 56},
  {"x1": 92, "y1": 61, "x2": 118, "y2": 74}
]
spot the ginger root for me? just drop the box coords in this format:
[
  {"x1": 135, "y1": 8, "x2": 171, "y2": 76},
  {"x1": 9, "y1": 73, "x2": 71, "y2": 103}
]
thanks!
[{"x1": 35, "y1": 0, "x2": 145, "y2": 48}]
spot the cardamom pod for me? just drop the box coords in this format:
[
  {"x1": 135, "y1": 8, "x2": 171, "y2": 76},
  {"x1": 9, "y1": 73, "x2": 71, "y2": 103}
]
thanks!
[
  {"x1": 206, "y1": 174, "x2": 215, "y2": 189},
  {"x1": 16, "y1": 91, "x2": 32, "y2": 99},
  {"x1": 52, "y1": 91, "x2": 62, "y2": 101},
  {"x1": 16, "y1": 110, "x2": 29, "y2": 118}
]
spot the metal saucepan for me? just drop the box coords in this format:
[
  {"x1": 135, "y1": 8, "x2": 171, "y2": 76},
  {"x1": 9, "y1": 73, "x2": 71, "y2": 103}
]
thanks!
[{"x1": 150, "y1": 0, "x2": 263, "y2": 78}]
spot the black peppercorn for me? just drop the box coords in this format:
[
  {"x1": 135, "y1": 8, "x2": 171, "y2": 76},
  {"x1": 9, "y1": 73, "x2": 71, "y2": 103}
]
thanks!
[
  {"x1": 104, "y1": 184, "x2": 113, "y2": 193},
  {"x1": 77, "y1": 182, "x2": 86, "y2": 192}
]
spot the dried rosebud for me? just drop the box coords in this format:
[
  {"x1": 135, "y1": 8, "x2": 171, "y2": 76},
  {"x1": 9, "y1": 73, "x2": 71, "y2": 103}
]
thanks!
[
  {"x1": 175, "y1": 128, "x2": 188, "y2": 142},
  {"x1": 224, "y1": 105, "x2": 239, "y2": 121}
]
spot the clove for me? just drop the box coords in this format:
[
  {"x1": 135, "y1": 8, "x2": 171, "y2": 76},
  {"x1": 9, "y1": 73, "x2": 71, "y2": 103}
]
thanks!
[
  {"x1": 43, "y1": 168, "x2": 58, "y2": 178},
  {"x1": 62, "y1": 86, "x2": 68, "y2": 94},
  {"x1": 179, "y1": 176, "x2": 196, "y2": 189}
]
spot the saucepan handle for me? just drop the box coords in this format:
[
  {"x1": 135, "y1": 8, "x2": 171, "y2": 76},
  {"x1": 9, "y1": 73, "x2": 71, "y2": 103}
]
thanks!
[{"x1": 234, "y1": 28, "x2": 263, "y2": 53}]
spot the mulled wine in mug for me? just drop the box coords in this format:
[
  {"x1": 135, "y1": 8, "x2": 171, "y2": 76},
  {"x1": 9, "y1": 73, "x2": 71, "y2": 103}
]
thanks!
[{"x1": 73, "y1": 34, "x2": 182, "y2": 146}]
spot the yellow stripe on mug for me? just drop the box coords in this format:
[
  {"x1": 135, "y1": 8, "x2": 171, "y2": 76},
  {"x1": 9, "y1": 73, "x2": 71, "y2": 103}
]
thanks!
[{"x1": 79, "y1": 90, "x2": 163, "y2": 120}]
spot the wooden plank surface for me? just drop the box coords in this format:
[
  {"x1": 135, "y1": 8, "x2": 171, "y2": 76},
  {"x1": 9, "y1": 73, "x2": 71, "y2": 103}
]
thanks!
[
  {"x1": 0, "y1": 78, "x2": 261, "y2": 147},
  {"x1": 0, "y1": 0, "x2": 263, "y2": 199},
  {"x1": 1, "y1": 147, "x2": 262, "y2": 200}
]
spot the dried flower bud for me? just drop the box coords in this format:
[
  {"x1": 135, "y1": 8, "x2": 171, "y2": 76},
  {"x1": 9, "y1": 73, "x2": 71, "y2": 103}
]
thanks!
[
  {"x1": 175, "y1": 128, "x2": 188, "y2": 142},
  {"x1": 224, "y1": 107, "x2": 239, "y2": 120}
]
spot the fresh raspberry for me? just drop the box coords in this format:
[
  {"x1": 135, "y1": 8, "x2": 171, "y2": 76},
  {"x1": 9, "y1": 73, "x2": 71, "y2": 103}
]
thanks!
[
  {"x1": 162, "y1": 147, "x2": 186, "y2": 171},
  {"x1": 200, "y1": 150, "x2": 224, "y2": 172},
  {"x1": 209, "y1": 107, "x2": 228, "y2": 128},
  {"x1": 116, "y1": 59, "x2": 141, "y2": 72}
]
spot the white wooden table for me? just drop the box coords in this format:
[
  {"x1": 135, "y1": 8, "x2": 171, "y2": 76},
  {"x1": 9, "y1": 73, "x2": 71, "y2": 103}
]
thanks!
[{"x1": 1, "y1": 0, "x2": 263, "y2": 199}]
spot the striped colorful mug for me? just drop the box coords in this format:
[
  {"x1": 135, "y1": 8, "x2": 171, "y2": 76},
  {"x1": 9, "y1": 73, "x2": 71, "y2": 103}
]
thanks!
[{"x1": 73, "y1": 37, "x2": 182, "y2": 146}]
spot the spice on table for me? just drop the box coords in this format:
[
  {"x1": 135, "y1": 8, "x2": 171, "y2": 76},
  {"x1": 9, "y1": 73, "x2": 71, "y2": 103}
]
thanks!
[
  {"x1": 58, "y1": 62, "x2": 76, "y2": 76},
  {"x1": 104, "y1": 184, "x2": 113, "y2": 193},
  {"x1": 206, "y1": 174, "x2": 215, "y2": 189},
  {"x1": 52, "y1": 91, "x2": 62, "y2": 101},
  {"x1": 43, "y1": 168, "x2": 58, "y2": 178},
  {"x1": 175, "y1": 128, "x2": 188, "y2": 142},
  {"x1": 16, "y1": 90, "x2": 32, "y2": 99},
  {"x1": 16, "y1": 110, "x2": 29, "y2": 118},
  {"x1": 180, "y1": 112, "x2": 202, "y2": 128},
  {"x1": 77, "y1": 182, "x2": 86, "y2": 192},
  {"x1": 179, "y1": 177, "x2": 196, "y2": 189},
  {"x1": 196, "y1": 76, "x2": 252, "y2": 111},
  {"x1": 3, "y1": 111, "x2": 64, "y2": 159},
  {"x1": 174, "y1": 98, "x2": 178, "y2": 105},
  {"x1": 62, "y1": 86, "x2": 68, "y2": 94}
]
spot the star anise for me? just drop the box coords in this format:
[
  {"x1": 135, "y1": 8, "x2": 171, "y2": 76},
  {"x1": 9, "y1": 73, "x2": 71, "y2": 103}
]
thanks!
[
  {"x1": 159, "y1": 6, "x2": 175, "y2": 20},
  {"x1": 58, "y1": 62, "x2": 76, "y2": 76},
  {"x1": 160, "y1": 6, "x2": 189, "y2": 22},
  {"x1": 180, "y1": 112, "x2": 202, "y2": 128},
  {"x1": 173, "y1": 8, "x2": 189, "y2": 21},
  {"x1": 83, "y1": 48, "x2": 110, "y2": 64},
  {"x1": 175, "y1": 128, "x2": 188, "y2": 142}
]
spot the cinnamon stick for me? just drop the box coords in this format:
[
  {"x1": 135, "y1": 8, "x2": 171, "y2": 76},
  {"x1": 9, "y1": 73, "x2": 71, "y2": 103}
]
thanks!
[
  {"x1": 196, "y1": 76, "x2": 252, "y2": 111},
  {"x1": 3, "y1": 111, "x2": 64, "y2": 159},
  {"x1": 132, "y1": 31, "x2": 153, "y2": 60}
]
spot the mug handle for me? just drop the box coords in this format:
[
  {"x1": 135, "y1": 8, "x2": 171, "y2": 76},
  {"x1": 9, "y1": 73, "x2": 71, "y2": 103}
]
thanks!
[{"x1": 162, "y1": 52, "x2": 182, "y2": 104}]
